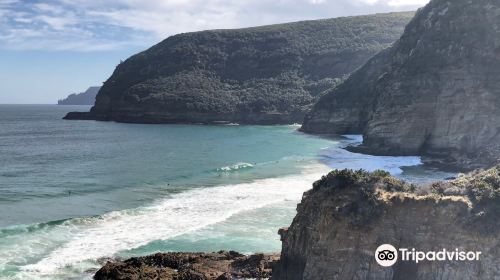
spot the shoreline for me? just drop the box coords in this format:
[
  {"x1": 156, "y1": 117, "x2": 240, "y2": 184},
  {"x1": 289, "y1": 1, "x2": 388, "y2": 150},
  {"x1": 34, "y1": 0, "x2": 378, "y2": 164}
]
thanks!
[
  {"x1": 63, "y1": 111, "x2": 483, "y2": 172},
  {"x1": 63, "y1": 111, "x2": 306, "y2": 126},
  {"x1": 9, "y1": 163, "x2": 330, "y2": 279},
  {"x1": 59, "y1": 108, "x2": 496, "y2": 173}
]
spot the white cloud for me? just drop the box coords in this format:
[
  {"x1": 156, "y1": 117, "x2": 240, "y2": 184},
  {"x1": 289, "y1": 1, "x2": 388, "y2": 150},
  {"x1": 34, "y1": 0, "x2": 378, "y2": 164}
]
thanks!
[
  {"x1": 0, "y1": 0, "x2": 429, "y2": 51},
  {"x1": 309, "y1": 0, "x2": 327, "y2": 4},
  {"x1": 34, "y1": 3, "x2": 66, "y2": 14},
  {"x1": 37, "y1": 15, "x2": 77, "y2": 30},
  {"x1": 0, "y1": 0, "x2": 18, "y2": 6}
]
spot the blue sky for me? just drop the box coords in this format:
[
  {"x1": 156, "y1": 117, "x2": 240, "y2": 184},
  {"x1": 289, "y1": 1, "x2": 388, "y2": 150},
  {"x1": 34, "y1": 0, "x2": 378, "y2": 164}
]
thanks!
[{"x1": 0, "y1": 0, "x2": 428, "y2": 104}]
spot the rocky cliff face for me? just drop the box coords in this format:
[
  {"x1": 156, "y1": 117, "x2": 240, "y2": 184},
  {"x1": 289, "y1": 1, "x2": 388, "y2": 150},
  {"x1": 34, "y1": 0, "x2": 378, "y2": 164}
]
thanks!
[
  {"x1": 64, "y1": 12, "x2": 413, "y2": 124},
  {"x1": 273, "y1": 167, "x2": 500, "y2": 280},
  {"x1": 302, "y1": 0, "x2": 500, "y2": 169}
]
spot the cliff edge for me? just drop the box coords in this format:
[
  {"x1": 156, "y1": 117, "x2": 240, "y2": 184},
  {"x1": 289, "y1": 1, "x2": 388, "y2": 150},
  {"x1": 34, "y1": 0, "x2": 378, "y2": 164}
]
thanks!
[{"x1": 273, "y1": 166, "x2": 500, "y2": 279}]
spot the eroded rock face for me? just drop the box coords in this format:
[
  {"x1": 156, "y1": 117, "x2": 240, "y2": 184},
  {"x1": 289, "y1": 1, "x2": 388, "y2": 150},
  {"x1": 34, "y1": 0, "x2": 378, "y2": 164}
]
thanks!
[
  {"x1": 273, "y1": 167, "x2": 500, "y2": 280},
  {"x1": 302, "y1": 0, "x2": 500, "y2": 169},
  {"x1": 64, "y1": 12, "x2": 414, "y2": 124},
  {"x1": 94, "y1": 251, "x2": 278, "y2": 280}
]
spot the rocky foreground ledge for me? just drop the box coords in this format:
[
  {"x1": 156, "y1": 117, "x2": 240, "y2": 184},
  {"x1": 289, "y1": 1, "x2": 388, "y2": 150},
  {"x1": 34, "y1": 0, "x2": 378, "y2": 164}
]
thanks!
[
  {"x1": 274, "y1": 166, "x2": 500, "y2": 279},
  {"x1": 95, "y1": 165, "x2": 500, "y2": 280},
  {"x1": 94, "y1": 251, "x2": 278, "y2": 280}
]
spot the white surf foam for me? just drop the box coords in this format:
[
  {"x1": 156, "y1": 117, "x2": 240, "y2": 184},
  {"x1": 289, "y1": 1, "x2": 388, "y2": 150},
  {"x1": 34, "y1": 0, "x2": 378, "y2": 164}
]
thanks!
[
  {"x1": 217, "y1": 162, "x2": 254, "y2": 172},
  {"x1": 319, "y1": 135, "x2": 422, "y2": 175},
  {"x1": 20, "y1": 164, "x2": 330, "y2": 276}
]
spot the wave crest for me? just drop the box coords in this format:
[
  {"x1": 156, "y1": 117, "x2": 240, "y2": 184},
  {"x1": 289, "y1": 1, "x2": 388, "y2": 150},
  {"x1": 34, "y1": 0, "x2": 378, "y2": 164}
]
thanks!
[{"x1": 217, "y1": 162, "x2": 254, "y2": 172}]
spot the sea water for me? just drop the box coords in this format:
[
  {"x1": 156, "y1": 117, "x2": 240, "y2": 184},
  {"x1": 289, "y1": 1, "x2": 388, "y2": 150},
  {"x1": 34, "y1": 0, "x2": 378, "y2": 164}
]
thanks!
[{"x1": 0, "y1": 105, "x2": 454, "y2": 279}]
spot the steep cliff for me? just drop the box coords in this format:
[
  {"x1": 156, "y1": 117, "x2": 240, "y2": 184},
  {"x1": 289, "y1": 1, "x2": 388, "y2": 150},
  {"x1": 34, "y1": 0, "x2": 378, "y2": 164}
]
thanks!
[
  {"x1": 273, "y1": 167, "x2": 500, "y2": 280},
  {"x1": 302, "y1": 0, "x2": 500, "y2": 169},
  {"x1": 58, "y1": 86, "x2": 100, "y2": 105},
  {"x1": 64, "y1": 12, "x2": 413, "y2": 124}
]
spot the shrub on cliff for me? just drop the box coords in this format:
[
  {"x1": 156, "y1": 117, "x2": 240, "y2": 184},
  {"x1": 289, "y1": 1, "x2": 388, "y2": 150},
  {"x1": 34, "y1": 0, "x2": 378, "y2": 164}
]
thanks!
[
  {"x1": 313, "y1": 168, "x2": 414, "y2": 193},
  {"x1": 311, "y1": 169, "x2": 415, "y2": 227},
  {"x1": 429, "y1": 165, "x2": 500, "y2": 233}
]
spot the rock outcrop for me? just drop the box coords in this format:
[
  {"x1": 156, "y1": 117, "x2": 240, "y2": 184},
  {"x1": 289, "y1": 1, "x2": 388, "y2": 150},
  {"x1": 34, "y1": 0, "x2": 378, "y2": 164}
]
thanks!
[
  {"x1": 64, "y1": 12, "x2": 414, "y2": 124},
  {"x1": 302, "y1": 0, "x2": 500, "y2": 169},
  {"x1": 58, "y1": 86, "x2": 100, "y2": 105},
  {"x1": 94, "y1": 251, "x2": 278, "y2": 280},
  {"x1": 273, "y1": 167, "x2": 500, "y2": 280}
]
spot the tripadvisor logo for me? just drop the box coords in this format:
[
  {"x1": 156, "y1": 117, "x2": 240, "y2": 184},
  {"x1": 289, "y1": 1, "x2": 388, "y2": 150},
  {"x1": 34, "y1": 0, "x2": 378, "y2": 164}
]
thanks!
[
  {"x1": 375, "y1": 244, "x2": 398, "y2": 267},
  {"x1": 375, "y1": 244, "x2": 482, "y2": 267}
]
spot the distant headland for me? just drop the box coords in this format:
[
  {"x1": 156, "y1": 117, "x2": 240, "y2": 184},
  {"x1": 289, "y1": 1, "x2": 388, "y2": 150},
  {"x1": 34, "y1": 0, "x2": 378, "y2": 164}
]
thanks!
[{"x1": 58, "y1": 86, "x2": 100, "y2": 105}]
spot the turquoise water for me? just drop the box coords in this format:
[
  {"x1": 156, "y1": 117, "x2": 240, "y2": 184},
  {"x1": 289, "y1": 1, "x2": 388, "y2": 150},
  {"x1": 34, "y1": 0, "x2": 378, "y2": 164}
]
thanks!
[{"x1": 0, "y1": 105, "x2": 454, "y2": 279}]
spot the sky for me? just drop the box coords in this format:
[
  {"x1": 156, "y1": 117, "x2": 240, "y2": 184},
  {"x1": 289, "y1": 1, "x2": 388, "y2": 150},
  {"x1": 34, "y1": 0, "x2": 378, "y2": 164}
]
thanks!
[{"x1": 0, "y1": 0, "x2": 429, "y2": 104}]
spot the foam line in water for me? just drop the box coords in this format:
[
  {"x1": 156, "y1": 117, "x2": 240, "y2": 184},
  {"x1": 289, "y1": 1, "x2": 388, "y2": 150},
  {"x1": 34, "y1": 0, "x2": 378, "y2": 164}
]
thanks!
[
  {"x1": 19, "y1": 164, "x2": 330, "y2": 276},
  {"x1": 217, "y1": 162, "x2": 254, "y2": 172}
]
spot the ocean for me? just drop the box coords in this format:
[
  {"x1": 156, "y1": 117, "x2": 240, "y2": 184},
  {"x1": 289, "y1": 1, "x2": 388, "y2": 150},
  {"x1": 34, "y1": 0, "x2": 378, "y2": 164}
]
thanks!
[{"x1": 0, "y1": 105, "x2": 454, "y2": 279}]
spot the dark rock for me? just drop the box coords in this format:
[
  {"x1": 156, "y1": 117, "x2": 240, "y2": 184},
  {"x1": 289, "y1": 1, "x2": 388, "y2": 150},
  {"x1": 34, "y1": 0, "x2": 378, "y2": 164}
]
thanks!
[
  {"x1": 302, "y1": 0, "x2": 500, "y2": 170},
  {"x1": 278, "y1": 228, "x2": 288, "y2": 241},
  {"x1": 65, "y1": 12, "x2": 414, "y2": 124},
  {"x1": 215, "y1": 273, "x2": 231, "y2": 280},
  {"x1": 63, "y1": 112, "x2": 100, "y2": 120},
  {"x1": 94, "y1": 251, "x2": 279, "y2": 280}
]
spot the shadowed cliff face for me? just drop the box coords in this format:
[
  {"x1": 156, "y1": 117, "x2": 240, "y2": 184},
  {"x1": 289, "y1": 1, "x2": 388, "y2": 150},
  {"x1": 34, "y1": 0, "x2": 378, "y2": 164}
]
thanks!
[
  {"x1": 273, "y1": 167, "x2": 500, "y2": 280},
  {"x1": 302, "y1": 0, "x2": 500, "y2": 169},
  {"x1": 64, "y1": 12, "x2": 414, "y2": 124}
]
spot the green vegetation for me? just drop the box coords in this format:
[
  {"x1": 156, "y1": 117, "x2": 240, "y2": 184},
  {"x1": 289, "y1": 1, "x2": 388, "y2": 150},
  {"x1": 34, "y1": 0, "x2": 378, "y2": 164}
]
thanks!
[
  {"x1": 431, "y1": 165, "x2": 500, "y2": 233},
  {"x1": 311, "y1": 169, "x2": 415, "y2": 227},
  {"x1": 312, "y1": 168, "x2": 414, "y2": 193},
  {"x1": 311, "y1": 165, "x2": 500, "y2": 233},
  {"x1": 85, "y1": 12, "x2": 414, "y2": 123}
]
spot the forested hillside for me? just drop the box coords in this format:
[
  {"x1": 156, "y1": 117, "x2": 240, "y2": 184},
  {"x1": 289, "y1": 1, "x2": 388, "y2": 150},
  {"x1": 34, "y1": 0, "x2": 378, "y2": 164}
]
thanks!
[{"x1": 65, "y1": 12, "x2": 413, "y2": 124}]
